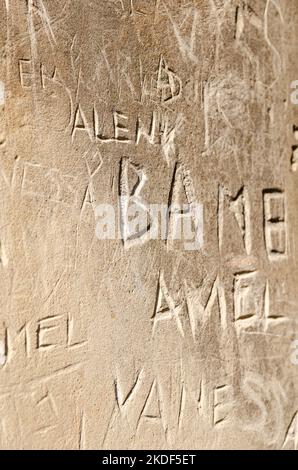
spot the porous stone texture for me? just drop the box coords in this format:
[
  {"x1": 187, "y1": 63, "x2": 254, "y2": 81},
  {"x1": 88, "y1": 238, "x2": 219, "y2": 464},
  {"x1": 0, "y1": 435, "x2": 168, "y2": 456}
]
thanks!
[{"x1": 0, "y1": 0, "x2": 297, "y2": 450}]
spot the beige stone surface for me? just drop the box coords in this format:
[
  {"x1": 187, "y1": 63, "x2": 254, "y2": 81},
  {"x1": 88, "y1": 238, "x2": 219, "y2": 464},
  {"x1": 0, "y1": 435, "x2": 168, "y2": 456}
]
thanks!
[{"x1": 0, "y1": 0, "x2": 297, "y2": 450}]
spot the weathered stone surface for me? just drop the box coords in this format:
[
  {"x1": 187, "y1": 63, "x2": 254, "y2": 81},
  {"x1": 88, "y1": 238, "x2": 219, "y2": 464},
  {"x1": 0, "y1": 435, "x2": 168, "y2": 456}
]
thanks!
[{"x1": 0, "y1": 0, "x2": 297, "y2": 449}]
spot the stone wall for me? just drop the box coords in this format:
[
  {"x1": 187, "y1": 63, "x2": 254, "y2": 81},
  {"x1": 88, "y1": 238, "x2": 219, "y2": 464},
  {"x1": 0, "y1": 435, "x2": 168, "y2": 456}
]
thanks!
[{"x1": 0, "y1": 0, "x2": 297, "y2": 449}]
